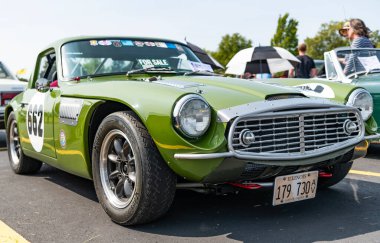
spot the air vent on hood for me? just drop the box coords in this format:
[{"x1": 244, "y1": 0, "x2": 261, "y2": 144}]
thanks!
[{"x1": 266, "y1": 94, "x2": 306, "y2": 101}]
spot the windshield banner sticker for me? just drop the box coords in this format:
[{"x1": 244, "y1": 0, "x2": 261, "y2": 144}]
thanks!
[
  {"x1": 98, "y1": 40, "x2": 112, "y2": 46},
  {"x1": 113, "y1": 41, "x2": 122, "y2": 47},
  {"x1": 134, "y1": 41, "x2": 144, "y2": 47},
  {"x1": 121, "y1": 40, "x2": 134, "y2": 46},
  {"x1": 89, "y1": 40, "x2": 98, "y2": 46},
  {"x1": 294, "y1": 83, "x2": 335, "y2": 99},
  {"x1": 155, "y1": 42, "x2": 167, "y2": 48},
  {"x1": 137, "y1": 59, "x2": 170, "y2": 69},
  {"x1": 189, "y1": 61, "x2": 213, "y2": 73},
  {"x1": 144, "y1": 42, "x2": 156, "y2": 47},
  {"x1": 357, "y1": 56, "x2": 380, "y2": 71},
  {"x1": 166, "y1": 43, "x2": 176, "y2": 49},
  {"x1": 175, "y1": 44, "x2": 184, "y2": 51}
]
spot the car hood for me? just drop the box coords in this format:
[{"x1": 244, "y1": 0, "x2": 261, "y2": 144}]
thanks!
[
  {"x1": 0, "y1": 78, "x2": 27, "y2": 92},
  {"x1": 60, "y1": 75, "x2": 305, "y2": 111},
  {"x1": 259, "y1": 78, "x2": 358, "y2": 104}
]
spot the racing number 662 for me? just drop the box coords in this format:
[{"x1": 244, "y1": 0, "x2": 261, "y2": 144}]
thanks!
[{"x1": 27, "y1": 104, "x2": 43, "y2": 137}]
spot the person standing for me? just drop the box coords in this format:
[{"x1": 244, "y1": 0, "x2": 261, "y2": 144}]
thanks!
[
  {"x1": 339, "y1": 19, "x2": 373, "y2": 48},
  {"x1": 338, "y1": 19, "x2": 374, "y2": 74},
  {"x1": 289, "y1": 43, "x2": 317, "y2": 78}
]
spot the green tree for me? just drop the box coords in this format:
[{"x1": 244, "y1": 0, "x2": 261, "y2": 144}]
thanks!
[
  {"x1": 211, "y1": 33, "x2": 252, "y2": 66},
  {"x1": 370, "y1": 30, "x2": 380, "y2": 47},
  {"x1": 304, "y1": 21, "x2": 349, "y2": 60},
  {"x1": 271, "y1": 13, "x2": 299, "y2": 55}
]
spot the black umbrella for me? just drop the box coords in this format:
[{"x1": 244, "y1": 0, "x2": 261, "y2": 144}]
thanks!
[
  {"x1": 226, "y1": 46, "x2": 300, "y2": 75},
  {"x1": 186, "y1": 41, "x2": 224, "y2": 70}
]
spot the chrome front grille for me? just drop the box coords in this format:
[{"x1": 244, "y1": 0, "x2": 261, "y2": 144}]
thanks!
[{"x1": 231, "y1": 110, "x2": 362, "y2": 154}]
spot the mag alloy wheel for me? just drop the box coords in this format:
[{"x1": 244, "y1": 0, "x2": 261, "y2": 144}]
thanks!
[
  {"x1": 99, "y1": 129, "x2": 138, "y2": 208},
  {"x1": 9, "y1": 119, "x2": 21, "y2": 165}
]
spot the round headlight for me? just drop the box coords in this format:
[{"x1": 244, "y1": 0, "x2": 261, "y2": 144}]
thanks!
[
  {"x1": 173, "y1": 94, "x2": 211, "y2": 138},
  {"x1": 346, "y1": 89, "x2": 373, "y2": 121}
]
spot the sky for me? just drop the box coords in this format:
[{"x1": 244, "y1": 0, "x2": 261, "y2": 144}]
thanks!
[{"x1": 1, "y1": 0, "x2": 380, "y2": 74}]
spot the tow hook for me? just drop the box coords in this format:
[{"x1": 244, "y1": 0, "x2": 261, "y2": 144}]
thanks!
[{"x1": 319, "y1": 172, "x2": 333, "y2": 178}]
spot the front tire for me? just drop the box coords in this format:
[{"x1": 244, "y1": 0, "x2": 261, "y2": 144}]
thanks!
[
  {"x1": 6, "y1": 111, "x2": 42, "y2": 174},
  {"x1": 92, "y1": 111, "x2": 176, "y2": 225}
]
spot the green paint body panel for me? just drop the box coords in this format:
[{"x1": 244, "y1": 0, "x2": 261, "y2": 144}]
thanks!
[{"x1": 5, "y1": 36, "x2": 376, "y2": 183}]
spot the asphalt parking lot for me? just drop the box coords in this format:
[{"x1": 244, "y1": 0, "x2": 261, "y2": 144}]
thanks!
[{"x1": 0, "y1": 131, "x2": 379, "y2": 243}]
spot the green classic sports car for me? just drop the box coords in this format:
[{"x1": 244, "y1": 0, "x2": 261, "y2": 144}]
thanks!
[{"x1": 5, "y1": 37, "x2": 374, "y2": 225}]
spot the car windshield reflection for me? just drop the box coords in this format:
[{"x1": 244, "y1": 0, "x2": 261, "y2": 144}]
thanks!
[
  {"x1": 61, "y1": 39, "x2": 210, "y2": 79},
  {"x1": 337, "y1": 49, "x2": 380, "y2": 77}
]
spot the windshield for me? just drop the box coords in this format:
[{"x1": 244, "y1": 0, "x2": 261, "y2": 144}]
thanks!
[
  {"x1": 0, "y1": 62, "x2": 14, "y2": 79},
  {"x1": 61, "y1": 39, "x2": 208, "y2": 78},
  {"x1": 337, "y1": 49, "x2": 380, "y2": 77}
]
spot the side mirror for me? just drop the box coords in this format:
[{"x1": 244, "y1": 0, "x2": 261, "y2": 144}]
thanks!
[{"x1": 36, "y1": 78, "x2": 51, "y2": 93}]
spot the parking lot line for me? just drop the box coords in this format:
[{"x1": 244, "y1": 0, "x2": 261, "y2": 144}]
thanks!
[
  {"x1": 349, "y1": 170, "x2": 380, "y2": 177},
  {"x1": 0, "y1": 220, "x2": 29, "y2": 243}
]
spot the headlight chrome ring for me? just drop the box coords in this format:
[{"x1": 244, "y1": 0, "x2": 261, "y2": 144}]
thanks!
[
  {"x1": 346, "y1": 88, "x2": 373, "y2": 121},
  {"x1": 173, "y1": 94, "x2": 211, "y2": 138}
]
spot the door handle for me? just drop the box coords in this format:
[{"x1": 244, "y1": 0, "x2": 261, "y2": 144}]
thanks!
[{"x1": 20, "y1": 102, "x2": 28, "y2": 108}]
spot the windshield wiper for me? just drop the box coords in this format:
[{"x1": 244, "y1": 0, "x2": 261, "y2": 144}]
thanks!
[
  {"x1": 183, "y1": 70, "x2": 219, "y2": 76},
  {"x1": 126, "y1": 67, "x2": 178, "y2": 76}
]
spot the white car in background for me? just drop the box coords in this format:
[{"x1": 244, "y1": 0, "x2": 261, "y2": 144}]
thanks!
[{"x1": 0, "y1": 61, "x2": 26, "y2": 128}]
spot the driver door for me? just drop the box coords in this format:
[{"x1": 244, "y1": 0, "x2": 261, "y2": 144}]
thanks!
[{"x1": 18, "y1": 51, "x2": 57, "y2": 159}]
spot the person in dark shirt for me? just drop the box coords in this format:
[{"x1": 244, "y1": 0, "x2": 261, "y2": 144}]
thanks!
[{"x1": 289, "y1": 43, "x2": 317, "y2": 78}]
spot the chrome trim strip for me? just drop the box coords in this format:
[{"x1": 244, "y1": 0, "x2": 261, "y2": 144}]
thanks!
[
  {"x1": 254, "y1": 182, "x2": 273, "y2": 188},
  {"x1": 174, "y1": 152, "x2": 233, "y2": 160},
  {"x1": 174, "y1": 140, "x2": 359, "y2": 160},
  {"x1": 153, "y1": 80, "x2": 204, "y2": 89},
  {"x1": 365, "y1": 134, "x2": 380, "y2": 140},
  {"x1": 217, "y1": 98, "x2": 342, "y2": 123}
]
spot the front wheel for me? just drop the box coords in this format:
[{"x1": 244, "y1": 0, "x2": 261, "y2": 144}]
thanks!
[
  {"x1": 92, "y1": 111, "x2": 176, "y2": 225},
  {"x1": 6, "y1": 111, "x2": 42, "y2": 174}
]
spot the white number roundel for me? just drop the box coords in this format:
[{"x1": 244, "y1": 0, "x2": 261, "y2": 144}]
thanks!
[{"x1": 26, "y1": 93, "x2": 45, "y2": 152}]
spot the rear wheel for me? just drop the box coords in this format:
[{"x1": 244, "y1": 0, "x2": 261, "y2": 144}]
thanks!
[
  {"x1": 92, "y1": 111, "x2": 176, "y2": 225},
  {"x1": 318, "y1": 161, "x2": 353, "y2": 188},
  {"x1": 6, "y1": 112, "x2": 42, "y2": 174}
]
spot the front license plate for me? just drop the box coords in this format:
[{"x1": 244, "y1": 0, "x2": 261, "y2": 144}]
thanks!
[{"x1": 273, "y1": 171, "x2": 318, "y2": 206}]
